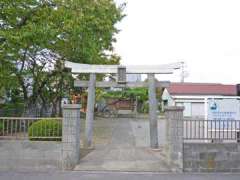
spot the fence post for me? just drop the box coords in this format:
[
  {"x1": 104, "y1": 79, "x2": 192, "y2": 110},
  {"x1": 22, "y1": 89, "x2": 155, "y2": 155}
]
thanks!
[
  {"x1": 164, "y1": 106, "x2": 184, "y2": 172},
  {"x1": 62, "y1": 104, "x2": 81, "y2": 170}
]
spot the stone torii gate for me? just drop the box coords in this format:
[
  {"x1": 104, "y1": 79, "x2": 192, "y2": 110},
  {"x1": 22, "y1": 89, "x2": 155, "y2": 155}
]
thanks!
[{"x1": 65, "y1": 61, "x2": 181, "y2": 149}]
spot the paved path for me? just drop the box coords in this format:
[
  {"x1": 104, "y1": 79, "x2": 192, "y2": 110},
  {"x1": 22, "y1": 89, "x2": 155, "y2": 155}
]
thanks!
[
  {"x1": 76, "y1": 118, "x2": 169, "y2": 171},
  {"x1": 1, "y1": 171, "x2": 240, "y2": 180}
]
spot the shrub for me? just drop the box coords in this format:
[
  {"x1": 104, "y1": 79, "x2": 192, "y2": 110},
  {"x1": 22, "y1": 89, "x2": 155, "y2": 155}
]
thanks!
[
  {"x1": 28, "y1": 119, "x2": 62, "y2": 141},
  {"x1": 142, "y1": 101, "x2": 149, "y2": 113},
  {"x1": 102, "y1": 88, "x2": 148, "y2": 102},
  {"x1": 0, "y1": 103, "x2": 24, "y2": 117}
]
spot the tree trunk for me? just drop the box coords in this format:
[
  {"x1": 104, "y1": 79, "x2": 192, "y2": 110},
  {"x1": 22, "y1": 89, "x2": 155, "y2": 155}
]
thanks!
[
  {"x1": 58, "y1": 98, "x2": 62, "y2": 117},
  {"x1": 40, "y1": 103, "x2": 49, "y2": 117},
  {"x1": 23, "y1": 101, "x2": 39, "y2": 117},
  {"x1": 51, "y1": 101, "x2": 57, "y2": 117}
]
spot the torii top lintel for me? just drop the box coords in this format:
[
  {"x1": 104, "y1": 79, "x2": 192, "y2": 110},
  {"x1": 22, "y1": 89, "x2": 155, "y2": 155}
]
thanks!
[{"x1": 65, "y1": 61, "x2": 181, "y2": 74}]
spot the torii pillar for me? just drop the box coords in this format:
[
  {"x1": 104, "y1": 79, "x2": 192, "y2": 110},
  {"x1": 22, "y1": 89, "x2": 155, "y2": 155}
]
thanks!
[
  {"x1": 148, "y1": 74, "x2": 159, "y2": 148},
  {"x1": 85, "y1": 73, "x2": 96, "y2": 147}
]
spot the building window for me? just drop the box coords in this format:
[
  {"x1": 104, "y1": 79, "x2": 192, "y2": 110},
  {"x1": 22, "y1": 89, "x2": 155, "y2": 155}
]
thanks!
[{"x1": 163, "y1": 100, "x2": 168, "y2": 106}]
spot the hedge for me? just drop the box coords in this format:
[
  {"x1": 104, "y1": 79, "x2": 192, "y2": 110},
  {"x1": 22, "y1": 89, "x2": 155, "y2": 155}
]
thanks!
[
  {"x1": 0, "y1": 121, "x2": 3, "y2": 135},
  {"x1": 28, "y1": 119, "x2": 62, "y2": 141}
]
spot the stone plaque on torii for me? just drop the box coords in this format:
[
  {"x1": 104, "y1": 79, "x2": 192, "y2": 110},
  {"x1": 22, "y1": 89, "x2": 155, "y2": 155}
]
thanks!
[{"x1": 65, "y1": 61, "x2": 181, "y2": 149}]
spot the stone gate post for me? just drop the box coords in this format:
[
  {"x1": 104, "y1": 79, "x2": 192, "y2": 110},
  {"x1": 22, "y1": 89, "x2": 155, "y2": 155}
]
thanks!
[
  {"x1": 62, "y1": 104, "x2": 81, "y2": 170},
  {"x1": 164, "y1": 106, "x2": 184, "y2": 172}
]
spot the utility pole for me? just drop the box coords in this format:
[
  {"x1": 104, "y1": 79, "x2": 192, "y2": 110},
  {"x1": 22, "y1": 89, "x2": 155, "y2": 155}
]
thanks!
[
  {"x1": 180, "y1": 61, "x2": 185, "y2": 83},
  {"x1": 180, "y1": 61, "x2": 189, "y2": 83}
]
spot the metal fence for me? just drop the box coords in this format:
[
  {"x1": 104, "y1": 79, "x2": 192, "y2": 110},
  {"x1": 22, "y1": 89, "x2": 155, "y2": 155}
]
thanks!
[
  {"x1": 184, "y1": 119, "x2": 240, "y2": 142},
  {"x1": 0, "y1": 117, "x2": 62, "y2": 140}
]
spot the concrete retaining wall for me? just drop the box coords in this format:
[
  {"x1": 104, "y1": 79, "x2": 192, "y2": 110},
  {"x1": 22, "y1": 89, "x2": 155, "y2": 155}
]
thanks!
[
  {"x1": 0, "y1": 140, "x2": 62, "y2": 171},
  {"x1": 0, "y1": 105, "x2": 81, "y2": 171},
  {"x1": 184, "y1": 143, "x2": 240, "y2": 172}
]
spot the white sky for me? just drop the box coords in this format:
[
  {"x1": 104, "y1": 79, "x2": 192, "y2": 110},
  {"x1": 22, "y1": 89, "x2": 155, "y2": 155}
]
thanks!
[{"x1": 113, "y1": 0, "x2": 240, "y2": 84}]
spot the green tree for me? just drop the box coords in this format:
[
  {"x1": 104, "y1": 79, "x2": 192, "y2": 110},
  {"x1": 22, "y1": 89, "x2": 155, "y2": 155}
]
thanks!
[{"x1": 0, "y1": 0, "x2": 124, "y2": 116}]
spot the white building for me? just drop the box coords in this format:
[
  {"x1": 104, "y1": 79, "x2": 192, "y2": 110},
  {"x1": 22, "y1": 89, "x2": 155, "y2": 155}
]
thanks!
[
  {"x1": 126, "y1": 74, "x2": 142, "y2": 82},
  {"x1": 162, "y1": 83, "x2": 239, "y2": 118}
]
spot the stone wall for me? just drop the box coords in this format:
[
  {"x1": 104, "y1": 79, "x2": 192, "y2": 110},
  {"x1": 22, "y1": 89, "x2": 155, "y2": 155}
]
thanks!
[
  {"x1": 184, "y1": 143, "x2": 240, "y2": 172},
  {"x1": 0, "y1": 140, "x2": 62, "y2": 171}
]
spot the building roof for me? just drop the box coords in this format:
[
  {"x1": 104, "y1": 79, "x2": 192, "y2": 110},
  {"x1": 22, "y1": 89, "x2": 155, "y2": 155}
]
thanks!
[{"x1": 167, "y1": 83, "x2": 237, "y2": 96}]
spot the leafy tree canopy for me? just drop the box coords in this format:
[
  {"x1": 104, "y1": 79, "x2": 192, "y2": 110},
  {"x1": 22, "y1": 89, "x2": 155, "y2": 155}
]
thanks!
[{"x1": 0, "y1": 0, "x2": 125, "y2": 116}]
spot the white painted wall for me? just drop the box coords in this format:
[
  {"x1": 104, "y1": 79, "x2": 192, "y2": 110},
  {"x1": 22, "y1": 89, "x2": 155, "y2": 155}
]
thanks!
[
  {"x1": 174, "y1": 97, "x2": 205, "y2": 117},
  {"x1": 191, "y1": 102, "x2": 205, "y2": 117},
  {"x1": 162, "y1": 89, "x2": 174, "y2": 106}
]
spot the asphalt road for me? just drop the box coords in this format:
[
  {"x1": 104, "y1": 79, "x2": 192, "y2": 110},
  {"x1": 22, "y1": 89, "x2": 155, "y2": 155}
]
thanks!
[{"x1": 0, "y1": 171, "x2": 240, "y2": 180}]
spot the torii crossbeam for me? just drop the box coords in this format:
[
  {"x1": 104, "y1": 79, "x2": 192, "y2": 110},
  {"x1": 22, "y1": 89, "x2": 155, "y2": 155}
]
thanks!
[{"x1": 65, "y1": 61, "x2": 181, "y2": 149}]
